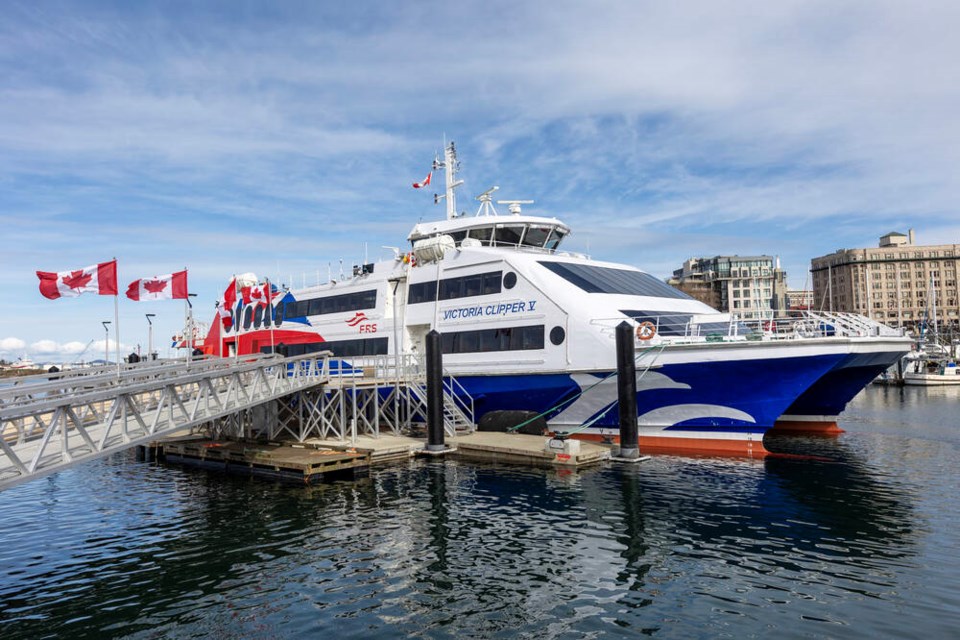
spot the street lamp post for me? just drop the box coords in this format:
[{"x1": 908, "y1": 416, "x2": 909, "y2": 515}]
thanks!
[
  {"x1": 102, "y1": 321, "x2": 111, "y2": 365},
  {"x1": 145, "y1": 313, "x2": 156, "y2": 361}
]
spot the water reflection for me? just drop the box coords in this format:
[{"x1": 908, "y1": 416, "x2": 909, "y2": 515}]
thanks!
[{"x1": 0, "y1": 406, "x2": 942, "y2": 639}]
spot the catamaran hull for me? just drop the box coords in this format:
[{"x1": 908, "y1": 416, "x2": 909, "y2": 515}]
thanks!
[
  {"x1": 453, "y1": 351, "x2": 846, "y2": 456},
  {"x1": 773, "y1": 338, "x2": 912, "y2": 433}
]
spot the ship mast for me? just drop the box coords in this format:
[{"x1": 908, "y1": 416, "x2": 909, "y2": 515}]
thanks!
[{"x1": 433, "y1": 141, "x2": 464, "y2": 220}]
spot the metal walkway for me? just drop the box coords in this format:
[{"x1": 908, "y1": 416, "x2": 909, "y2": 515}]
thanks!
[{"x1": 0, "y1": 353, "x2": 476, "y2": 491}]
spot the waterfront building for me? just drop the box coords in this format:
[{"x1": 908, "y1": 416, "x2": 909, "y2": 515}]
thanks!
[
  {"x1": 787, "y1": 289, "x2": 813, "y2": 311},
  {"x1": 668, "y1": 255, "x2": 788, "y2": 319},
  {"x1": 810, "y1": 230, "x2": 960, "y2": 331}
]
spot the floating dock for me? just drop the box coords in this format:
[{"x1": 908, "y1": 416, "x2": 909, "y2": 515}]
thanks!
[
  {"x1": 451, "y1": 432, "x2": 611, "y2": 467},
  {"x1": 158, "y1": 431, "x2": 611, "y2": 483},
  {"x1": 161, "y1": 439, "x2": 370, "y2": 483}
]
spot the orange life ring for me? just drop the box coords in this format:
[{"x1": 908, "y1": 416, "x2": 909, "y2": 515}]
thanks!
[{"x1": 636, "y1": 321, "x2": 657, "y2": 341}]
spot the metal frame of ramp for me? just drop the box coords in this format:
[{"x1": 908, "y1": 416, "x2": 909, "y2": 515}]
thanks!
[{"x1": 0, "y1": 353, "x2": 330, "y2": 490}]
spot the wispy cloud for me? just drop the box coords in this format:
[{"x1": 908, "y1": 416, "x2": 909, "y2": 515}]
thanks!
[{"x1": 2, "y1": 0, "x2": 958, "y2": 349}]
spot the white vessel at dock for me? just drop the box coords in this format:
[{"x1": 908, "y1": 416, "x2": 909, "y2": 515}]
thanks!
[
  {"x1": 902, "y1": 353, "x2": 960, "y2": 385},
  {"x1": 203, "y1": 141, "x2": 911, "y2": 455}
]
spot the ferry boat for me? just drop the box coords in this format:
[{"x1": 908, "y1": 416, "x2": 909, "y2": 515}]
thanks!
[{"x1": 202, "y1": 142, "x2": 911, "y2": 455}]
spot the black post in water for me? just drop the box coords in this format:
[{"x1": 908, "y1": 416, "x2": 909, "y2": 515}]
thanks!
[
  {"x1": 616, "y1": 321, "x2": 639, "y2": 459},
  {"x1": 426, "y1": 330, "x2": 445, "y2": 451}
]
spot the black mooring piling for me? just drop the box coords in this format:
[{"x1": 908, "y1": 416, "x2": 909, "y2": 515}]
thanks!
[
  {"x1": 426, "y1": 329, "x2": 446, "y2": 451},
  {"x1": 616, "y1": 321, "x2": 640, "y2": 459}
]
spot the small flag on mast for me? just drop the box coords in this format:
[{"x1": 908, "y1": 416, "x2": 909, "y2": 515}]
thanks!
[{"x1": 412, "y1": 171, "x2": 432, "y2": 189}]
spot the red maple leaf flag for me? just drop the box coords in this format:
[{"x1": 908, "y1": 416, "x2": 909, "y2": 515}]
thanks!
[
  {"x1": 223, "y1": 277, "x2": 237, "y2": 309},
  {"x1": 37, "y1": 260, "x2": 118, "y2": 299},
  {"x1": 125, "y1": 270, "x2": 188, "y2": 301},
  {"x1": 412, "y1": 171, "x2": 432, "y2": 189},
  {"x1": 263, "y1": 281, "x2": 272, "y2": 305}
]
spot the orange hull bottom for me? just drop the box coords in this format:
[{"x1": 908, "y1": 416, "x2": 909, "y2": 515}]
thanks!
[
  {"x1": 771, "y1": 420, "x2": 844, "y2": 435},
  {"x1": 568, "y1": 432, "x2": 770, "y2": 458}
]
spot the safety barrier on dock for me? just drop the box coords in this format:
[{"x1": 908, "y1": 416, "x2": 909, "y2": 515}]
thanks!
[
  {"x1": 0, "y1": 353, "x2": 476, "y2": 491},
  {"x1": 0, "y1": 354, "x2": 332, "y2": 490}
]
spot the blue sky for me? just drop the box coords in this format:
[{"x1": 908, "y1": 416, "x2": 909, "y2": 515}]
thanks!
[{"x1": 2, "y1": 0, "x2": 959, "y2": 361}]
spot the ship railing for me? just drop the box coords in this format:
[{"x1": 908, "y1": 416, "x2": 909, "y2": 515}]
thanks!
[
  {"x1": 589, "y1": 310, "x2": 906, "y2": 347},
  {"x1": 588, "y1": 315, "x2": 746, "y2": 345},
  {"x1": 731, "y1": 311, "x2": 907, "y2": 340}
]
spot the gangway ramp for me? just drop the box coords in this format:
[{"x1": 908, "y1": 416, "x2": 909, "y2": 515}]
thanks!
[{"x1": 0, "y1": 353, "x2": 330, "y2": 490}]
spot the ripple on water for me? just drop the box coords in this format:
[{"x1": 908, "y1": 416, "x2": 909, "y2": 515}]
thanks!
[{"x1": 3, "y1": 388, "x2": 960, "y2": 638}]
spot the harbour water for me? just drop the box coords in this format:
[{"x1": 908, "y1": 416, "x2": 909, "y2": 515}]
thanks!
[{"x1": 1, "y1": 385, "x2": 959, "y2": 638}]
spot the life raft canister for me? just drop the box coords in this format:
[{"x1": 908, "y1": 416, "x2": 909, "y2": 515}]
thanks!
[{"x1": 636, "y1": 321, "x2": 657, "y2": 341}]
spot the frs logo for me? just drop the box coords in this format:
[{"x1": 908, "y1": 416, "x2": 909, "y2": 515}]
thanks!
[{"x1": 346, "y1": 312, "x2": 377, "y2": 333}]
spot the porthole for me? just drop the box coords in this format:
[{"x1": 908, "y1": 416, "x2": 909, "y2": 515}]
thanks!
[
  {"x1": 242, "y1": 306, "x2": 253, "y2": 330},
  {"x1": 549, "y1": 326, "x2": 565, "y2": 346},
  {"x1": 503, "y1": 271, "x2": 517, "y2": 289},
  {"x1": 253, "y1": 305, "x2": 264, "y2": 328}
]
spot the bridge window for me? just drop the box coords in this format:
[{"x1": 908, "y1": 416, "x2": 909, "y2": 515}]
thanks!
[
  {"x1": 544, "y1": 230, "x2": 566, "y2": 251},
  {"x1": 494, "y1": 225, "x2": 524, "y2": 247},
  {"x1": 521, "y1": 226, "x2": 552, "y2": 248},
  {"x1": 467, "y1": 227, "x2": 493, "y2": 245}
]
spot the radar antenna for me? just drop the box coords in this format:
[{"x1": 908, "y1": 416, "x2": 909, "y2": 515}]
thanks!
[
  {"x1": 497, "y1": 199, "x2": 534, "y2": 215},
  {"x1": 475, "y1": 186, "x2": 500, "y2": 216}
]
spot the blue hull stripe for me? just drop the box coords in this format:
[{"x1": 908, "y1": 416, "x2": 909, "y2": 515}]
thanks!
[{"x1": 455, "y1": 353, "x2": 844, "y2": 434}]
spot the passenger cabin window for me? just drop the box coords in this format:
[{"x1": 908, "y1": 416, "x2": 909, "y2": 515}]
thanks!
[
  {"x1": 413, "y1": 271, "x2": 503, "y2": 304},
  {"x1": 284, "y1": 289, "x2": 377, "y2": 318},
  {"x1": 262, "y1": 337, "x2": 388, "y2": 358},
  {"x1": 540, "y1": 262, "x2": 693, "y2": 299},
  {"x1": 440, "y1": 325, "x2": 545, "y2": 354}
]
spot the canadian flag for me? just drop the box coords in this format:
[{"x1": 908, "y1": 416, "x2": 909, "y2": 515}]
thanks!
[
  {"x1": 37, "y1": 260, "x2": 118, "y2": 299},
  {"x1": 223, "y1": 277, "x2": 237, "y2": 309},
  {"x1": 219, "y1": 278, "x2": 237, "y2": 331},
  {"x1": 125, "y1": 270, "x2": 188, "y2": 301},
  {"x1": 217, "y1": 302, "x2": 233, "y2": 330},
  {"x1": 412, "y1": 171, "x2": 432, "y2": 189}
]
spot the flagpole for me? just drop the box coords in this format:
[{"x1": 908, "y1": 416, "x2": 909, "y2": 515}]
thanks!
[
  {"x1": 268, "y1": 277, "x2": 276, "y2": 353},
  {"x1": 114, "y1": 292, "x2": 121, "y2": 379},
  {"x1": 235, "y1": 274, "x2": 241, "y2": 362},
  {"x1": 184, "y1": 295, "x2": 191, "y2": 369}
]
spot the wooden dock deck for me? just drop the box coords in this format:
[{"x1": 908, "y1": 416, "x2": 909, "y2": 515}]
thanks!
[
  {"x1": 161, "y1": 439, "x2": 370, "y2": 483},
  {"x1": 451, "y1": 432, "x2": 611, "y2": 467},
  {"x1": 158, "y1": 430, "x2": 611, "y2": 484}
]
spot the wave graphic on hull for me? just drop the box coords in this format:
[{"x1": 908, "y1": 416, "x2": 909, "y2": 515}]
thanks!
[
  {"x1": 638, "y1": 404, "x2": 756, "y2": 426},
  {"x1": 551, "y1": 371, "x2": 756, "y2": 428}
]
